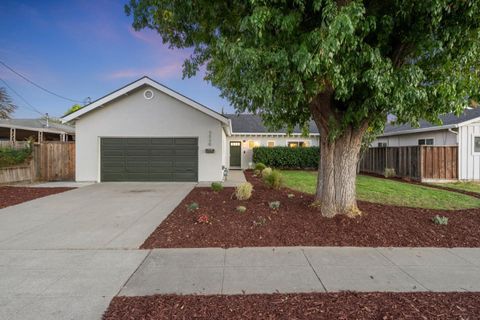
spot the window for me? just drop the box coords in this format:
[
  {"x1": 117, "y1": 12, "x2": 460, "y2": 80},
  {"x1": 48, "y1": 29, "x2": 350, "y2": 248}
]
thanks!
[
  {"x1": 378, "y1": 142, "x2": 387, "y2": 147},
  {"x1": 248, "y1": 140, "x2": 260, "y2": 149},
  {"x1": 474, "y1": 137, "x2": 480, "y2": 153},
  {"x1": 418, "y1": 138, "x2": 434, "y2": 146},
  {"x1": 267, "y1": 141, "x2": 275, "y2": 148},
  {"x1": 288, "y1": 141, "x2": 308, "y2": 148}
]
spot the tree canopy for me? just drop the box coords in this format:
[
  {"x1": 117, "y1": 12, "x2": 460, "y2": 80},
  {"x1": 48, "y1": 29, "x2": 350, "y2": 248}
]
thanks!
[
  {"x1": 0, "y1": 87, "x2": 16, "y2": 119},
  {"x1": 64, "y1": 104, "x2": 84, "y2": 116}
]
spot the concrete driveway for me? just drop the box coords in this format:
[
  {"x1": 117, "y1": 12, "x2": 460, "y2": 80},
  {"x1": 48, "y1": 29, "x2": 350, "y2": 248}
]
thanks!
[{"x1": 0, "y1": 182, "x2": 193, "y2": 320}]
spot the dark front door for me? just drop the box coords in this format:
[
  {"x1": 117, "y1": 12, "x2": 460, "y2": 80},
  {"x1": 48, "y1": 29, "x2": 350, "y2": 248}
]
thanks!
[
  {"x1": 100, "y1": 137, "x2": 198, "y2": 182},
  {"x1": 229, "y1": 141, "x2": 241, "y2": 167}
]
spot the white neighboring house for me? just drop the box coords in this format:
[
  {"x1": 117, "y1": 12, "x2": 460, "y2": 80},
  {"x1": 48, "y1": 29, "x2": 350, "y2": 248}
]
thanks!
[
  {"x1": 371, "y1": 108, "x2": 480, "y2": 180},
  {"x1": 62, "y1": 77, "x2": 319, "y2": 182}
]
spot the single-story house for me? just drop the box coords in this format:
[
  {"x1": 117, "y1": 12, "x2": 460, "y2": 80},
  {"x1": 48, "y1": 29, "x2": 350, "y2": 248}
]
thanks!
[
  {"x1": 62, "y1": 76, "x2": 318, "y2": 182},
  {"x1": 0, "y1": 118, "x2": 75, "y2": 143},
  {"x1": 371, "y1": 108, "x2": 480, "y2": 180}
]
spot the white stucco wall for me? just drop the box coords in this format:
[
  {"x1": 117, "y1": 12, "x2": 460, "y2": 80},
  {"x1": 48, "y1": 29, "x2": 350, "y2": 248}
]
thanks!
[
  {"x1": 225, "y1": 135, "x2": 320, "y2": 169},
  {"x1": 459, "y1": 122, "x2": 480, "y2": 180},
  {"x1": 75, "y1": 85, "x2": 225, "y2": 182},
  {"x1": 371, "y1": 129, "x2": 457, "y2": 147}
]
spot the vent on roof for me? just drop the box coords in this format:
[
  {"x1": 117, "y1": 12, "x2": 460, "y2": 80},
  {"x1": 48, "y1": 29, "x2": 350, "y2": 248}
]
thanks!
[{"x1": 144, "y1": 89, "x2": 154, "y2": 100}]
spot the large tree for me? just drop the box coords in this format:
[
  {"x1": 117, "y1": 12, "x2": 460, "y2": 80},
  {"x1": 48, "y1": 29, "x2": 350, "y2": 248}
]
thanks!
[
  {"x1": 0, "y1": 87, "x2": 16, "y2": 119},
  {"x1": 126, "y1": 0, "x2": 480, "y2": 217}
]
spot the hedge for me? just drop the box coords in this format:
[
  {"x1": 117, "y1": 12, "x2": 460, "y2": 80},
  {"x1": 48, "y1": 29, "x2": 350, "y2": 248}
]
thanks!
[
  {"x1": 0, "y1": 146, "x2": 32, "y2": 168},
  {"x1": 252, "y1": 146, "x2": 320, "y2": 169}
]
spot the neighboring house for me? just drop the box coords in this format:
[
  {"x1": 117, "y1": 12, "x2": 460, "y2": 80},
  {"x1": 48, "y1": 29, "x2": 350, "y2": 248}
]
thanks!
[
  {"x1": 371, "y1": 108, "x2": 480, "y2": 180},
  {"x1": 0, "y1": 119, "x2": 75, "y2": 143},
  {"x1": 224, "y1": 114, "x2": 319, "y2": 169},
  {"x1": 62, "y1": 77, "x2": 318, "y2": 182}
]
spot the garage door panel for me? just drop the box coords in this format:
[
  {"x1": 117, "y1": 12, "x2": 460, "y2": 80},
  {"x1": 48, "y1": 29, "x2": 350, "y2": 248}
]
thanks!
[{"x1": 101, "y1": 137, "x2": 198, "y2": 182}]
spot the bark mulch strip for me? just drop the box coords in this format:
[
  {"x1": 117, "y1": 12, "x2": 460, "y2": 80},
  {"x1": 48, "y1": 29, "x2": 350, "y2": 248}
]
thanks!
[
  {"x1": 0, "y1": 186, "x2": 74, "y2": 209},
  {"x1": 141, "y1": 171, "x2": 480, "y2": 248},
  {"x1": 103, "y1": 292, "x2": 480, "y2": 320}
]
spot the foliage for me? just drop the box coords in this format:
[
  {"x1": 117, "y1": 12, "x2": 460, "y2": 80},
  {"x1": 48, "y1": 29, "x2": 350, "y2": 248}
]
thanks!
[
  {"x1": 261, "y1": 167, "x2": 272, "y2": 179},
  {"x1": 252, "y1": 216, "x2": 267, "y2": 227},
  {"x1": 281, "y1": 170, "x2": 480, "y2": 210},
  {"x1": 64, "y1": 104, "x2": 84, "y2": 116},
  {"x1": 269, "y1": 201, "x2": 281, "y2": 210},
  {"x1": 254, "y1": 162, "x2": 266, "y2": 171},
  {"x1": 432, "y1": 215, "x2": 448, "y2": 225},
  {"x1": 0, "y1": 146, "x2": 32, "y2": 168},
  {"x1": 384, "y1": 168, "x2": 396, "y2": 178},
  {"x1": 236, "y1": 205, "x2": 247, "y2": 213},
  {"x1": 253, "y1": 147, "x2": 319, "y2": 169},
  {"x1": 196, "y1": 214, "x2": 211, "y2": 224},
  {"x1": 263, "y1": 169, "x2": 284, "y2": 190},
  {"x1": 0, "y1": 87, "x2": 16, "y2": 119},
  {"x1": 126, "y1": 0, "x2": 480, "y2": 138},
  {"x1": 186, "y1": 202, "x2": 199, "y2": 212},
  {"x1": 235, "y1": 182, "x2": 253, "y2": 200},
  {"x1": 211, "y1": 182, "x2": 224, "y2": 192}
]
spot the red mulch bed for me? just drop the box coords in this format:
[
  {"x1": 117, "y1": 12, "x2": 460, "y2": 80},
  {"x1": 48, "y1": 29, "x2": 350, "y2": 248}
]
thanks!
[
  {"x1": 0, "y1": 186, "x2": 74, "y2": 209},
  {"x1": 141, "y1": 171, "x2": 480, "y2": 248},
  {"x1": 103, "y1": 292, "x2": 480, "y2": 320}
]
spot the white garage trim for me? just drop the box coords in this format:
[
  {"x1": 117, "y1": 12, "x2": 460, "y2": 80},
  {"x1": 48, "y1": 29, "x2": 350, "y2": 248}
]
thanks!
[{"x1": 62, "y1": 76, "x2": 230, "y2": 125}]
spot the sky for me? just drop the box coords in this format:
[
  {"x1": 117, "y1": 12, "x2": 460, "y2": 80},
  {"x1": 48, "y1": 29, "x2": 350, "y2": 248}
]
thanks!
[{"x1": 0, "y1": 0, "x2": 234, "y2": 119}]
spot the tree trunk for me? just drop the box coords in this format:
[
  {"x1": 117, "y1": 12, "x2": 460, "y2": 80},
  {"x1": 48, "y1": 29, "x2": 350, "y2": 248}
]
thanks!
[{"x1": 310, "y1": 89, "x2": 368, "y2": 218}]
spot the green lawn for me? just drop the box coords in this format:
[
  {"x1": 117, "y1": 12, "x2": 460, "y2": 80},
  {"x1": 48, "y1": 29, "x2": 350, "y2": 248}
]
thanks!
[
  {"x1": 432, "y1": 181, "x2": 480, "y2": 194},
  {"x1": 281, "y1": 170, "x2": 480, "y2": 210}
]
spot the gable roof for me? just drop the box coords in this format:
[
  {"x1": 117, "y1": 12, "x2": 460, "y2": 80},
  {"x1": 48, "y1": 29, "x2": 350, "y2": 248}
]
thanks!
[
  {"x1": 225, "y1": 114, "x2": 319, "y2": 135},
  {"x1": 381, "y1": 108, "x2": 480, "y2": 137},
  {"x1": 0, "y1": 118, "x2": 75, "y2": 134},
  {"x1": 61, "y1": 76, "x2": 230, "y2": 125}
]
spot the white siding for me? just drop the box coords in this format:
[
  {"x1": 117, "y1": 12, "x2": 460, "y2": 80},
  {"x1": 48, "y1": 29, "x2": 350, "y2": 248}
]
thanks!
[
  {"x1": 75, "y1": 86, "x2": 225, "y2": 182},
  {"x1": 459, "y1": 122, "x2": 480, "y2": 180},
  {"x1": 226, "y1": 135, "x2": 320, "y2": 169},
  {"x1": 371, "y1": 129, "x2": 457, "y2": 147}
]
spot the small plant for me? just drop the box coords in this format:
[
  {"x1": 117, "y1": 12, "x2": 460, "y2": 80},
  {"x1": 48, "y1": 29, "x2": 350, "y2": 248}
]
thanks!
[
  {"x1": 186, "y1": 202, "x2": 199, "y2": 212},
  {"x1": 269, "y1": 201, "x2": 281, "y2": 210},
  {"x1": 264, "y1": 169, "x2": 283, "y2": 189},
  {"x1": 211, "y1": 182, "x2": 224, "y2": 192},
  {"x1": 253, "y1": 216, "x2": 267, "y2": 227},
  {"x1": 254, "y1": 162, "x2": 266, "y2": 171},
  {"x1": 432, "y1": 215, "x2": 448, "y2": 225},
  {"x1": 235, "y1": 182, "x2": 253, "y2": 200},
  {"x1": 287, "y1": 193, "x2": 295, "y2": 198},
  {"x1": 236, "y1": 205, "x2": 247, "y2": 213},
  {"x1": 384, "y1": 168, "x2": 396, "y2": 178},
  {"x1": 196, "y1": 214, "x2": 211, "y2": 224},
  {"x1": 261, "y1": 167, "x2": 272, "y2": 179}
]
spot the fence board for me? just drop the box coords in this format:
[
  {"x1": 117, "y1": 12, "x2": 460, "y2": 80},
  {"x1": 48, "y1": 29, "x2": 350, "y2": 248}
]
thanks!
[
  {"x1": 33, "y1": 142, "x2": 75, "y2": 181},
  {"x1": 421, "y1": 146, "x2": 458, "y2": 180},
  {"x1": 359, "y1": 146, "x2": 421, "y2": 180}
]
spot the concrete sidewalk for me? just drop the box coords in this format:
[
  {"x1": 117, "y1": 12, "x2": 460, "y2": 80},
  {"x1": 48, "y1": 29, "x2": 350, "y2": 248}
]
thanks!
[{"x1": 121, "y1": 247, "x2": 480, "y2": 296}]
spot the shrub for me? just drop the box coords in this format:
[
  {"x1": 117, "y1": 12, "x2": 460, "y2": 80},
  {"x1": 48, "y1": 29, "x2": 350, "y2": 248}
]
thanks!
[
  {"x1": 384, "y1": 168, "x2": 396, "y2": 178},
  {"x1": 254, "y1": 162, "x2": 266, "y2": 171},
  {"x1": 0, "y1": 146, "x2": 32, "y2": 168},
  {"x1": 211, "y1": 182, "x2": 223, "y2": 192},
  {"x1": 252, "y1": 216, "x2": 267, "y2": 227},
  {"x1": 269, "y1": 201, "x2": 281, "y2": 209},
  {"x1": 236, "y1": 205, "x2": 247, "y2": 213},
  {"x1": 253, "y1": 146, "x2": 320, "y2": 169},
  {"x1": 186, "y1": 202, "x2": 199, "y2": 212},
  {"x1": 264, "y1": 169, "x2": 283, "y2": 189},
  {"x1": 235, "y1": 182, "x2": 253, "y2": 200},
  {"x1": 261, "y1": 167, "x2": 272, "y2": 179},
  {"x1": 432, "y1": 215, "x2": 448, "y2": 225}
]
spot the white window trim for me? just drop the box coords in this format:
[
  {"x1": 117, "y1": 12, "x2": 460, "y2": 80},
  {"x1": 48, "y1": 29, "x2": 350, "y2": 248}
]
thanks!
[
  {"x1": 418, "y1": 137, "x2": 435, "y2": 146},
  {"x1": 472, "y1": 135, "x2": 480, "y2": 155}
]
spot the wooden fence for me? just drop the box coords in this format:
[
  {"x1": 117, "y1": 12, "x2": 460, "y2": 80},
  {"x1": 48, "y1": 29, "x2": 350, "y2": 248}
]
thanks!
[
  {"x1": 0, "y1": 142, "x2": 75, "y2": 184},
  {"x1": 32, "y1": 142, "x2": 75, "y2": 181},
  {"x1": 359, "y1": 146, "x2": 458, "y2": 181},
  {"x1": 0, "y1": 141, "x2": 30, "y2": 150}
]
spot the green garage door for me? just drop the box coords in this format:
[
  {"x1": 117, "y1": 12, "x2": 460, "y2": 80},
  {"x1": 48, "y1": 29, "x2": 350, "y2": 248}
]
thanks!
[{"x1": 100, "y1": 137, "x2": 198, "y2": 182}]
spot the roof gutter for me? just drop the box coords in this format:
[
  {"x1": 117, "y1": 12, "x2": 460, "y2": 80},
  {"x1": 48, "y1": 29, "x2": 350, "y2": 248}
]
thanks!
[{"x1": 379, "y1": 124, "x2": 458, "y2": 137}]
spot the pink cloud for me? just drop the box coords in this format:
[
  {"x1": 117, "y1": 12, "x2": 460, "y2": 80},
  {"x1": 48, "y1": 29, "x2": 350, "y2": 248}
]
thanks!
[{"x1": 106, "y1": 63, "x2": 183, "y2": 80}]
